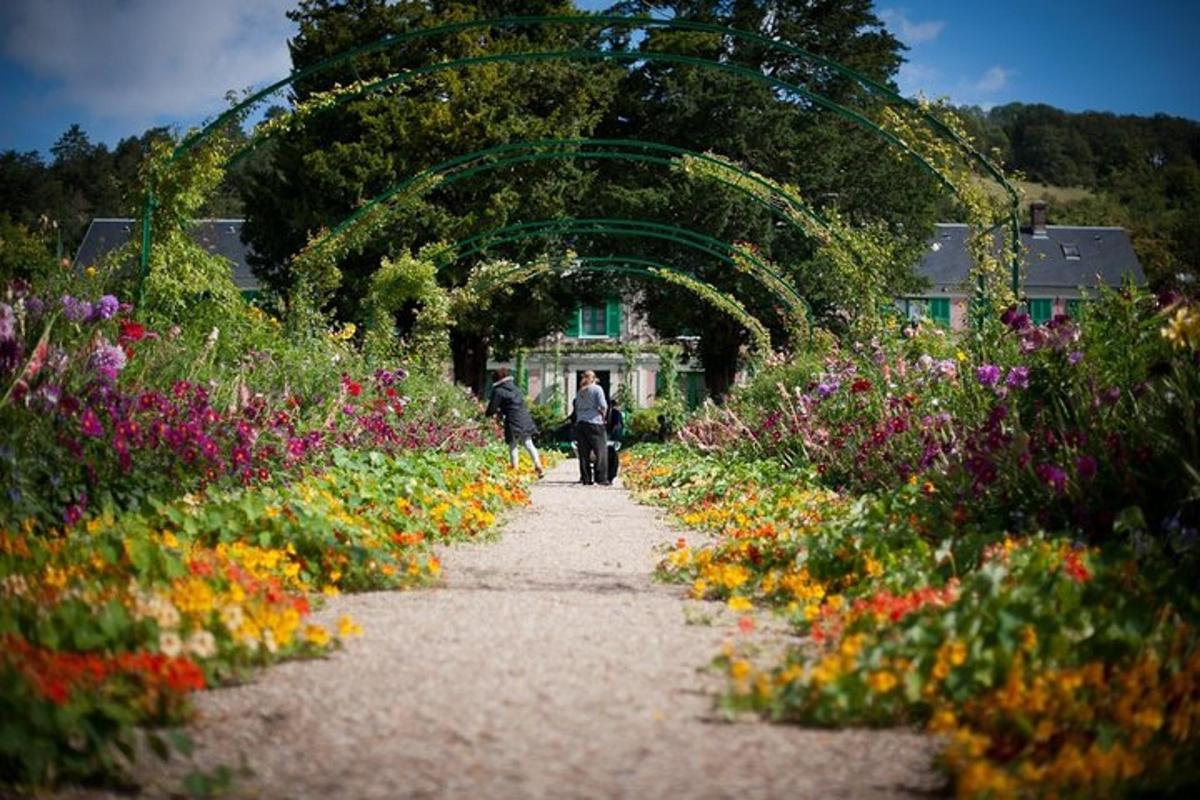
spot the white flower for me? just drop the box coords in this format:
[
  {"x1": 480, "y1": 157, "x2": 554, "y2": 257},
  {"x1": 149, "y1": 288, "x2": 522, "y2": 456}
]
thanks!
[
  {"x1": 159, "y1": 631, "x2": 183, "y2": 658},
  {"x1": 219, "y1": 604, "x2": 244, "y2": 631},
  {"x1": 186, "y1": 630, "x2": 218, "y2": 659},
  {"x1": 262, "y1": 629, "x2": 278, "y2": 654}
]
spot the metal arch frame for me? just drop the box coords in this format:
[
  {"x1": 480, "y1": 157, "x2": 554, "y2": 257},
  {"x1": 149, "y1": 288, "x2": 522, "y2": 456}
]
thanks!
[
  {"x1": 303, "y1": 137, "x2": 840, "y2": 259},
  {"x1": 464, "y1": 256, "x2": 771, "y2": 351},
  {"x1": 436, "y1": 216, "x2": 807, "y2": 319},
  {"x1": 140, "y1": 15, "x2": 1021, "y2": 299}
]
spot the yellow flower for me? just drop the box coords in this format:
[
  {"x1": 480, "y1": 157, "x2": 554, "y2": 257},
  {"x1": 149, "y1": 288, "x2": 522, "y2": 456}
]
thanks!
[
  {"x1": 1163, "y1": 306, "x2": 1200, "y2": 351},
  {"x1": 729, "y1": 659, "x2": 751, "y2": 681},
  {"x1": 955, "y1": 350, "x2": 967, "y2": 362},
  {"x1": 727, "y1": 595, "x2": 753, "y2": 613},
  {"x1": 868, "y1": 670, "x2": 898, "y2": 694},
  {"x1": 338, "y1": 615, "x2": 364, "y2": 638},
  {"x1": 305, "y1": 624, "x2": 331, "y2": 647},
  {"x1": 85, "y1": 266, "x2": 97, "y2": 278}
]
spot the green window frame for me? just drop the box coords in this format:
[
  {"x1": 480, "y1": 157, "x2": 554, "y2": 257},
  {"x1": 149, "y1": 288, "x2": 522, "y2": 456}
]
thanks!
[
  {"x1": 928, "y1": 297, "x2": 951, "y2": 328},
  {"x1": 581, "y1": 304, "x2": 607, "y2": 336},
  {"x1": 567, "y1": 298, "x2": 621, "y2": 339},
  {"x1": 1029, "y1": 298, "x2": 1053, "y2": 325}
]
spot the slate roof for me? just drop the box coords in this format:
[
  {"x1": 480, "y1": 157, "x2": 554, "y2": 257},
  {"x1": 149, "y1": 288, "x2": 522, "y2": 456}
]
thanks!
[
  {"x1": 916, "y1": 223, "x2": 1146, "y2": 293},
  {"x1": 73, "y1": 218, "x2": 259, "y2": 290}
]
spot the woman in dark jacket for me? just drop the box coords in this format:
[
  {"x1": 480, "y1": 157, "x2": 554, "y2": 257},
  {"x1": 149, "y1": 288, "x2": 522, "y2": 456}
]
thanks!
[{"x1": 484, "y1": 367, "x2": 544, "y2": 477}]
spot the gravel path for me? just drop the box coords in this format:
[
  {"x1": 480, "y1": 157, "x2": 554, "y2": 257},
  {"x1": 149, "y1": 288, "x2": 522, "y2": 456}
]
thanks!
[{"x1": 110, "y1": 459, "x2": 943, "y2": 799}]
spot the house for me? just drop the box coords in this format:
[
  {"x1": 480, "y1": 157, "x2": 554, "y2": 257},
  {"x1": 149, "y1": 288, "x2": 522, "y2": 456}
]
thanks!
[
  {"x1": 492, "y1": 296, "x2": 708, "y2": 412},
  {"x1": 73, "y1": 218, "x2": 260, "y2": 297},
  {"x1": 900, "y1": 202, "x2": 1146, "y2": 330}
]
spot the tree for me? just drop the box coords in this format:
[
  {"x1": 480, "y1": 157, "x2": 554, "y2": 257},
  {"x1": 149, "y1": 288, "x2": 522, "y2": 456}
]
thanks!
[
  {"x1": 241, "y1": 0, "x2": 622, "y2": 392},
  {"x1": 593, "y1": 0, "x2": 941, "y2": 396}
]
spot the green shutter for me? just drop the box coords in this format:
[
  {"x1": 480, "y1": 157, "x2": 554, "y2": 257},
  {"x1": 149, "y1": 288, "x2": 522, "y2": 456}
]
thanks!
[
  {"x1": 1066, "y1": 299, "x2": 1083, "y2": 319},
  {"x1": 605, "y1": 298, "x2": 621, "y2": 339},
  {"x1": 929, "y1": 298, "x2": 951, "y2": 328},
  {"x1": 565, "y1": 306, "x2": 581, "y2": 337},
  {"x1": 1029, "y1": 299, "x2": 1053, "y2": 325}
]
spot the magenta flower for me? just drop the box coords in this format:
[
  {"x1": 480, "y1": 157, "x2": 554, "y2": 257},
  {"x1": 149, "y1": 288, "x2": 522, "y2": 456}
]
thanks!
[
  {"x1": 80, "y1": 408, "x2": 104, "y2": 438},
  {"x1": 1076, "y1": 455, "x2": 1098, "y2": 481},
  {"x1": 1036, "y1": 463, "x2": 1068, "y2": 494}
]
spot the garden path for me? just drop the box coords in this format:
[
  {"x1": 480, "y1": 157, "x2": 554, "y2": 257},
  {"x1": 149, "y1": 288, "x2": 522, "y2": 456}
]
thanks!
[{"x1": 117, "y1": 459, "x2": 941, "y2": 799}]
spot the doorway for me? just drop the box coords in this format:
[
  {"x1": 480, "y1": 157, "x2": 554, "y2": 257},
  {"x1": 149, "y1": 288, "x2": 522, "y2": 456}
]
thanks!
[{"x1": 576, "y1": 369, "x2": 611, "y2": 404}]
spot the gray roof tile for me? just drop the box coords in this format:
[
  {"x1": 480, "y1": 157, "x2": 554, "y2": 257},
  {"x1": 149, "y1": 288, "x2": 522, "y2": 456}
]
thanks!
[
  {"x1": 73, "y1": 218, "x2": 259, "y2": 290},
  {"x1": 916, "y1": 223, "x2": 1145, "y2": 293}
]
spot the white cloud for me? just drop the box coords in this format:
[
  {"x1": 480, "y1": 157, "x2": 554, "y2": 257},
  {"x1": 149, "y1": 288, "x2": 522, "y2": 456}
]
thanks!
[
  {"x1": 0, "y1": 0, "x2": 296, "y2": 127},
  {"x1": 879, "y1": 9, "x2": 946, "y2": 45},
  {"x1": 973, "y1": 65, "x2": 1015, "y2": 94},
  {"x1": 896, "y1": 62, "x2": 939, "y2": 95}
]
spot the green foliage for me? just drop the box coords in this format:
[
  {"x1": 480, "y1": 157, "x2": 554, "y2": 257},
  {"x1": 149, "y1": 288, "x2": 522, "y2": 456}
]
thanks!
[
  {"x1": 364, "y1": 244, "x2": 452, "y2": 370},
  {"x1": 0, "y1": 215, "x2": 58, "y2": 283}
]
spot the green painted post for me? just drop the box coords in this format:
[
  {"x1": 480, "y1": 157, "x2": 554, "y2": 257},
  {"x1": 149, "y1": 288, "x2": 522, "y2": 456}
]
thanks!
[{"x1": 136, "y1": 191, "x2": 155, "y2": 308}]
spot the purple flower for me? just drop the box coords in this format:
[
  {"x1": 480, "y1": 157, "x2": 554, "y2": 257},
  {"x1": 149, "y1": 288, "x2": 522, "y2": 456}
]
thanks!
[
  {"x1": 1002, "y1": 307, "x2": 1031, "y2": 331},
  {"x1": 937, "y1": 359, "x2": 957, "y2": 379},
  {"x1": 0, "y1": 337, "x2": 23, "y2": 376},
  {"x1": 62, "y1": 295, "x2": 91, "y2": 323},
  {"x1": 1036, "y1": 463, "x2": 1068, "y2": 494},
  {"x1": 88, "y1": 343, "x2": 127, "y2": 380},
  {"x1": 89, "y1": 294, "x2": 119, "y2": 322},
  {"x1": 0, "y1": 303, "x2": 14, "y2": 339},
  {"x1": 1006, "y1": 366, "x2": 1030, "y2": 389},
  {"x1": 1100, "y1": 386, "x2": 1121, "y2": 406},
  {"x1": 816, "y1": 380, "x2": 839, "y2": 398},
  {"x1": 1076, "y1": 455, "x2": 1098, "y2": 481},
  {"x1": 25, "y1": 297, "x2": 44, "y2": 318},
  {"x1": 976, "y1": 364, "x2": 1001, "y2": 387},
  {"x1": 1068, "y1": 351, "x2": 1084, "y2": 366}
]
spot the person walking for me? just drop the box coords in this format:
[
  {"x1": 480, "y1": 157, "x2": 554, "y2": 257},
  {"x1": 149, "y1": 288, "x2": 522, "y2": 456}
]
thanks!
[
  {"x1": 573, "y1": 370, "x2": 608, "y2": 486},
  {"x1": 485, "y1": 367, "x2": 544, "y2": 478}
]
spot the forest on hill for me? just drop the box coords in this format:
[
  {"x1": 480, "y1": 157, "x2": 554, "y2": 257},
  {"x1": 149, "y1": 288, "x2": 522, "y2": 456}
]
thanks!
[{"x1": 958, "y1": 103, "x2": 1200, "y2": 288}]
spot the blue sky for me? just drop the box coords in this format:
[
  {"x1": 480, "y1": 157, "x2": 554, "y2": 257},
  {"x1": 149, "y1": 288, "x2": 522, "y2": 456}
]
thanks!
[{"x1": 1, "y1": 0, "x2": 1197, "y2": 159}]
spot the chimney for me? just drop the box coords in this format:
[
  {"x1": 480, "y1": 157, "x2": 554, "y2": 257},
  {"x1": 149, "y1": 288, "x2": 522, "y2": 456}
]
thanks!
[{"x1": 1031, "y1": 201, "x2": 1048, "y2": 238}]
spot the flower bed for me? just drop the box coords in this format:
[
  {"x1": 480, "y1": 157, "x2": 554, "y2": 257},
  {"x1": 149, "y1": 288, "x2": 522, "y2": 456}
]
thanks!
[
  {"x1": 625, "y1": 291, "x2": 1200, "y2": 798},
  {"x1": 1, "y1": 284, "x2": 541, "y2": 788}
]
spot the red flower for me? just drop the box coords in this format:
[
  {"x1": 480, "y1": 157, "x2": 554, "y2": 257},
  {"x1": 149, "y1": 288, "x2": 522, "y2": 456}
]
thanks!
[
  {"x1": 851, "y1": 378, "x2": 873, "y2": 394},
  {"x1": 346, "y1": 381, "x2": 362, "y2": 397},
  {"x1": 119, "y1": 321, "x2": 146, "y2": 344}
]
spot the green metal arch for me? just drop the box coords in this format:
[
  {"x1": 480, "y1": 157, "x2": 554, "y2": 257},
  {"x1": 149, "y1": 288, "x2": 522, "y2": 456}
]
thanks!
[
  {"x1": 142, "y1": 14, "x2": 1020, "y2": 300},
  {"x1": 435, "y1": 216, "x2": 809, "y2": 320},
  {"x1": 178, "y1": 13, "x2": 1012, "y2": 197},
  {"x1": 305, "y1": 137, "x2": 840, "y2": 260},
  {"x1": 222, "y1": 48, "x2": 955, "y2": 194}
]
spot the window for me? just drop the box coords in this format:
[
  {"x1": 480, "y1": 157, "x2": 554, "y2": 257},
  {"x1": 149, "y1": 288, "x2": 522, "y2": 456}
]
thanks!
[
  {"x1": 1065, "y1": 299, "x2": 1083, "y2": 319},
  {"x1": 1029, "y1": 298, "x2": 1053, "y2": 325},
  {"x1": 928, "y1": 298, "x2": 951, "y2": 328},
  {"x1": 1060, "y1": 243, "x2": 1081, "y2": 260},
  {"x1": 581, "y1": 305, "x2": 607, "y2": 336},
  {"x1": 902, "y1": 298, "x2": 950, "y2": 328},
  {"x1": 566, "y1": 299, "x2": 621, "y2": 339}
]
